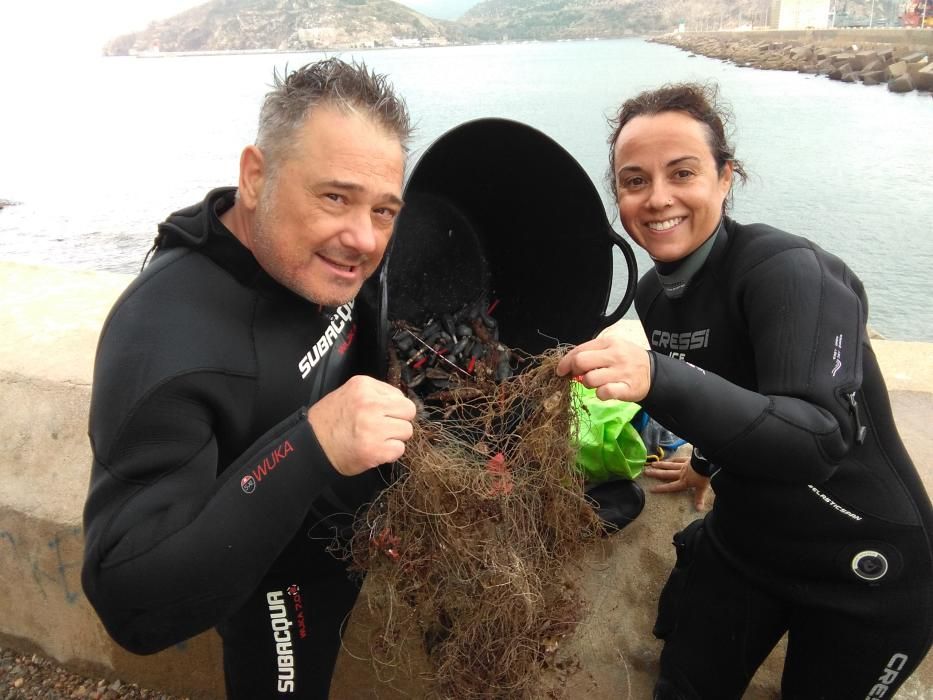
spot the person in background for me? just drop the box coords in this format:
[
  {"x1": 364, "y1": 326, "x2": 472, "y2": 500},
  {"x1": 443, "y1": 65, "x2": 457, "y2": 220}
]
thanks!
[
  {"x1": 82, "y1": 58, "x2": 417, "y2": 699},
  {"x1": 557, "y1": 82, "x2": 933, "y2": 698}
]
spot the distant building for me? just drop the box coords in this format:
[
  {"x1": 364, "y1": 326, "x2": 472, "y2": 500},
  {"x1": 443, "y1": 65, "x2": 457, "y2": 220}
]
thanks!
[
  {"x1": 769, "y1": 0, "x2": 781, "y2": 27},
  {"x1": 777, "y1": 0, "x2": 832, "y2": 28},
  {"x1": 391, "y1": 37, "x2": 422, "y2": 48}
]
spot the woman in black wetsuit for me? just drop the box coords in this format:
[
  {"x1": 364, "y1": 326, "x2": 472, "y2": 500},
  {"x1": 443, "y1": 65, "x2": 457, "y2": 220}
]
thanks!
[{"x1": 557, "y1": 83, "x2": 933, "y2": 698}]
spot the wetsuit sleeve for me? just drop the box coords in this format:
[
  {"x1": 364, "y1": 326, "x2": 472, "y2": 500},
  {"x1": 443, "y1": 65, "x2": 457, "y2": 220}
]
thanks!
[
  {"x1": 82, "y1": 372, "x2": 343, "y2": 655},
  {"x1": 642, "y1": 246, "x2": 865, "y2": 484}
]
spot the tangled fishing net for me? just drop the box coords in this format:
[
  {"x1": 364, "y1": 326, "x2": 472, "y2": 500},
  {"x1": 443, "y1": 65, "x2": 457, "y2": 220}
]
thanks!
[{"x1": 343, "y1": 313, "x2": 605, "y2": 699}]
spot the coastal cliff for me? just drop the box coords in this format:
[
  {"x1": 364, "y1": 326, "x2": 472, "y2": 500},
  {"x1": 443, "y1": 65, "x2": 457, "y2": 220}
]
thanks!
[
  {"x1": 104, "y1": 0, "x2": 893, "y2": 54},
  {"x1": 104, "y1": 0, "x2": 469, "y2": 54}
]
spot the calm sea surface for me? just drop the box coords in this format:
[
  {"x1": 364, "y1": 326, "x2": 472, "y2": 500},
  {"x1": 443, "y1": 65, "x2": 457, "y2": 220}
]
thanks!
[{"x1": 1, "y1": 39, "x2": 931, "y2": 340}]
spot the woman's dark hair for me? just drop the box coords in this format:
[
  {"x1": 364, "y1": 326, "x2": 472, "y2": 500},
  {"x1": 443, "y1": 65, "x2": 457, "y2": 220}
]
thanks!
[{"x1": 607, "y1": 82, "x2": 747, "y2": 204}]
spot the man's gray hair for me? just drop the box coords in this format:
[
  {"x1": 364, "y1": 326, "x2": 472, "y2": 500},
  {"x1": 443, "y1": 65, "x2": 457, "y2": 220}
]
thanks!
[{"x1": 256, "y1": 58, "x2": 412, "y2": 173}]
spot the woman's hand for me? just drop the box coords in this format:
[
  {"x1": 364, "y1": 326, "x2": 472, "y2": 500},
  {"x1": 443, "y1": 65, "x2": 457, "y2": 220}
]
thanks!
[
  {"x1": 644, "y1": 456, "x2": 712, "y2": 512},
  {"x1": 556, "y1": 329, "x2": 652, "y2": 402}
]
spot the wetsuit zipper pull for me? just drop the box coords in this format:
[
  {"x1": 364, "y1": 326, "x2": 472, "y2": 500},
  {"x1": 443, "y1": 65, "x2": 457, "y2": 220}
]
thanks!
[{"x1": 847, "y1": 391, "x2": 867, "y2": 445}]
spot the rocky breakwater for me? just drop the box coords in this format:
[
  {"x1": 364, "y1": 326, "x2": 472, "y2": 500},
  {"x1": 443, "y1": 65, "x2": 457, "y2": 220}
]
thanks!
[{"x1": 654, "y1": 33, "x2": 933, "y2": 95}]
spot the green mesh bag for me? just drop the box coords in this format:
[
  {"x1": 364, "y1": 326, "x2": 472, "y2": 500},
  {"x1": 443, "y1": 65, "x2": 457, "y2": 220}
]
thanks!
[{"x1": 572, "y1": 382, "x2": 647, "y2": 482}]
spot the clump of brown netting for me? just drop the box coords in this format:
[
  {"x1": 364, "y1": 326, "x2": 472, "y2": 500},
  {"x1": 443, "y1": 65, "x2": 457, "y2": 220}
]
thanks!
[{"x1": 343, "y1": 337, "x2": 605, "y2": 699}]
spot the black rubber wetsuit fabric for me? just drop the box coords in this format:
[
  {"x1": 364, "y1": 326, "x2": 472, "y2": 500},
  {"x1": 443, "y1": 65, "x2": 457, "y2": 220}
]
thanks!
[
  {"x1": 638, "y1": 217, "x2": 933, "y2": 698},
  {"x1": 83, "y1": 188, "x2": 386, "y2": 698}
]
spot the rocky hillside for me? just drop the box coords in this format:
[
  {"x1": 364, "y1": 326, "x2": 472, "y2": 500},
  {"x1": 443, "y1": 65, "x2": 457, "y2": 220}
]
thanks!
[
  {"x1": 459, "y1": 0, "x2": 768, "y2": 40},
  {"x1": 105, "y1": 0, "x2": 470, "y2": 55},
  {"x1": 105, "y1": 0, "x2": 895, "y2": 54}
]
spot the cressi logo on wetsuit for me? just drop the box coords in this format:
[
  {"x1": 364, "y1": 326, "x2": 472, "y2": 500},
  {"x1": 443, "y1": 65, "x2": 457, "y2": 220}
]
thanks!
[
  {"x1": 650, "y1": 327, "x2": 710, "y2": 357},
  {"x1": 866, "y1": 653, "x2": 910, "y2": 698}
]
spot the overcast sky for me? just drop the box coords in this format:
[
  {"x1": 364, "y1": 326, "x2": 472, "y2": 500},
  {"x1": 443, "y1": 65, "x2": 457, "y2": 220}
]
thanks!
[{"x1": 0, "y1": 0, "x2": 480, "y2": 61}]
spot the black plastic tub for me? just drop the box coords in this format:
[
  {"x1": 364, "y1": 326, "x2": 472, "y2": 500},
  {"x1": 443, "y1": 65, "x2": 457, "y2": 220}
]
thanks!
[{"x1": 380, "y1": 117, "x2": 637, "y2": 362}]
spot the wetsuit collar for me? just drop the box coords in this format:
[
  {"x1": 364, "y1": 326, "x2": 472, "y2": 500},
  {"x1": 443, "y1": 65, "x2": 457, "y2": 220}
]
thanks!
[
  {"x1": 654, "y1": 218, "x2": 725, "y2": 299},
  {"x1": 202, "y1": 188, "x2": 283, "y2": 292},
  {"x1": 156, "y1": 187, "x2": 285, "y2": 292}
]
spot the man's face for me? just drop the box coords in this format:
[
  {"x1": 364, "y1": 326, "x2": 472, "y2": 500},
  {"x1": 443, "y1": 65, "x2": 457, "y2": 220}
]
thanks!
[
  {"x1": 613, "y1": 111, "x2": 732, "y2": 263},
  {"x1": 250, "y1": 106, "x2": 405, "y2": 305}
]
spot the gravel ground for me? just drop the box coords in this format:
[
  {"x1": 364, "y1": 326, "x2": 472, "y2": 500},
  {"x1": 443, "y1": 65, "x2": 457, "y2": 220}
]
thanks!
[{"x1": 0, "y1": 648, "x2": 188, "y2": 700}]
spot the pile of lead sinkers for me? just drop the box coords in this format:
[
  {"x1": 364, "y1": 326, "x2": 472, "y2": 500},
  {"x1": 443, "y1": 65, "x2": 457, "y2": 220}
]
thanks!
[{"x1": 388, "y1": 298, "x2": 525, "y2": 402}]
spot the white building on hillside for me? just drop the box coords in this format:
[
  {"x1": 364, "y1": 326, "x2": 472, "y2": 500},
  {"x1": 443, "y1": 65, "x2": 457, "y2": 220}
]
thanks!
[{"x1": 777, "y1": 0, "x2": 832, "y2": 28}]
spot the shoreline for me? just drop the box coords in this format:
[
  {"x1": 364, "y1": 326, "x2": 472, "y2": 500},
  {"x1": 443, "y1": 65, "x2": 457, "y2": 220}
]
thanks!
[
  {"x1": 651, "y1": 28, "x2": 933, "y2": 94},
  {"x1": 108, "y1": 36, "x2": 636, "y2": 59}
]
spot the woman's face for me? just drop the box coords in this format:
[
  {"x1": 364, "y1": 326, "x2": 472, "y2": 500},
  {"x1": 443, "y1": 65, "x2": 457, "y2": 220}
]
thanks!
[{"x1": 613, "y1": 111, "x2": 733, "y2": 263}]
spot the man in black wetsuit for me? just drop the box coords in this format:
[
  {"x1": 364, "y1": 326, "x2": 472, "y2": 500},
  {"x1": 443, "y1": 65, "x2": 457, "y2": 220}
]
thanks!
[
  {"x1": 558, "y1": 83, "x2": 933, "y2": 697},
  {"x1": 82, "y1": 59, "x2": 417, "y2": 699}
]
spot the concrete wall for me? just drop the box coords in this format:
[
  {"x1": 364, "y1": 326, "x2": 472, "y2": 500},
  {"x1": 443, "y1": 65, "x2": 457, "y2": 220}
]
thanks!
[
  {"x1": 1, "y1": 260, "x2": 931, "y2": 699},
  {"x1": 0, "y1": 262, "x2": 226, "y2": 698}
]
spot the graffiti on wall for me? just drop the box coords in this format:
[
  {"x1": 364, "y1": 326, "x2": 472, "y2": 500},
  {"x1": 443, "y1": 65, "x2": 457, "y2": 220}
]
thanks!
[{"x1": 1, "y1": 526, "x2": 82, "y2": 604}]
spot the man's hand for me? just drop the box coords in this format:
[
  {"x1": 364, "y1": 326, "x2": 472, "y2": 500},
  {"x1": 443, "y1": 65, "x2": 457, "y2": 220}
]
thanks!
[
  {"x1": 307, "y1": 375, "x2": 416, "y2": 476},
  {"x1": 556, "y1": 329, "x2": 651, "y2": 402},
  {"x1": 644, "y1": 457, "x2": 712, "y2": 512}
]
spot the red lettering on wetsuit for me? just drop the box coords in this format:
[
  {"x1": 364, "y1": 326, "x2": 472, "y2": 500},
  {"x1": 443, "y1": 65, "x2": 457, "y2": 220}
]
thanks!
[{"x1": 252, "y1": 440, "x2": 295, "y2": 483}]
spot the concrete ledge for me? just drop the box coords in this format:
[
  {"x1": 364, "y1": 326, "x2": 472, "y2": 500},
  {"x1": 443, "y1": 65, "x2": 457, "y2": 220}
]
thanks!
[
  {"x1": 0, "y1": 262, "x2": 226, "y2": 698},
  {"x1": 1, "y1": 260, "x2": 930, "y2": 698}
]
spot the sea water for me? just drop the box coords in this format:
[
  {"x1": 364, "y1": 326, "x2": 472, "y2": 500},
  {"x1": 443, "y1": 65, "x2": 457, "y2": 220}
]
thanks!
[{"x1": 0, "y1": 39, "x2": 930, "y2": 339}]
